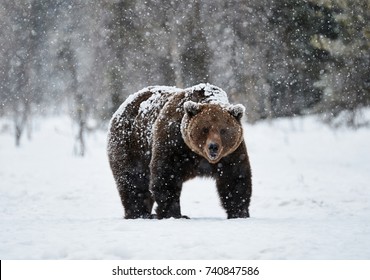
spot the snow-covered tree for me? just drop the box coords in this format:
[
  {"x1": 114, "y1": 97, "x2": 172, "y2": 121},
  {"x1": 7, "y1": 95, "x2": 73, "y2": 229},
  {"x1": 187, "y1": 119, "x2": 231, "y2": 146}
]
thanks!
[
  {"x1": 313, "y1": 0, "x2": 370, "y2": 127},
  {"x1": 0, "y1": 0, "x2": 54, "y2": 145}
]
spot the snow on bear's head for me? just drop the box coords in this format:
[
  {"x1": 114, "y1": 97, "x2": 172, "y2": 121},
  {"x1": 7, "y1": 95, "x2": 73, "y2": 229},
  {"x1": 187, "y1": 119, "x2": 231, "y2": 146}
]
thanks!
[{"x1": 181, "y1": 101, "x2": 245, "y2": 164}]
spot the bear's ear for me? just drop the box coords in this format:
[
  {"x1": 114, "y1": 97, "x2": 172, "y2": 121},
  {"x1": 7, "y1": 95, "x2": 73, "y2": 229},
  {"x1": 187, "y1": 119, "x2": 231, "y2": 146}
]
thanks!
[
  {"x1": 228, "y1": 104, "x2": 245, "y2": 121},
  {"x1": 184, "y1": 101, "x2": 201, "y2": 117}
]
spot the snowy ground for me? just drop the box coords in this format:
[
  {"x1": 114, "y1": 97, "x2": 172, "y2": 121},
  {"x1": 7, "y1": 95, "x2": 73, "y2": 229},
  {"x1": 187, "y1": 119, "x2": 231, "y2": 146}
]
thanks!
[{"x1": 0, "y1": 115, "x2": 369, "y2": 260}]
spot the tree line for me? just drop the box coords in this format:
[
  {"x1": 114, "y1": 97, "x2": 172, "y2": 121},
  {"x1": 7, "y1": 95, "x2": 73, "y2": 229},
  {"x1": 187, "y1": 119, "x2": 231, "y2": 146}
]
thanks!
[{"x1": 0, "y1": 0, "x2": 369, "y2": 151}]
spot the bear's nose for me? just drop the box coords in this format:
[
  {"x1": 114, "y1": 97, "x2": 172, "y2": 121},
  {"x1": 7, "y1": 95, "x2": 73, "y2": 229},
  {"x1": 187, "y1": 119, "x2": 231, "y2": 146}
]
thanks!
[{"x1": 208, "y1": 143, "x2": 219, "y2": 156}]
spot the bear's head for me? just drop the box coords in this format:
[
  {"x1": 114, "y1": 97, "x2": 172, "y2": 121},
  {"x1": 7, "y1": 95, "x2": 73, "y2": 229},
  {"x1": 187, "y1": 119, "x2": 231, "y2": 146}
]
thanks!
[{"x1": 181, "y1": 101, "x2": 245, "y2": 164}]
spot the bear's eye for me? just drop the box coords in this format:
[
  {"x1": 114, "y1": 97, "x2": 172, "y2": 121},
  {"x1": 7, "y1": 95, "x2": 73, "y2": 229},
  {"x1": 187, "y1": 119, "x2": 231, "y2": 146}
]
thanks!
[
  {"x1": 202, "y1": 127, "x2": 209, "y2": 134},
  {"x1": 220, "y1": 128, "x2": 227, "y2": 135}
]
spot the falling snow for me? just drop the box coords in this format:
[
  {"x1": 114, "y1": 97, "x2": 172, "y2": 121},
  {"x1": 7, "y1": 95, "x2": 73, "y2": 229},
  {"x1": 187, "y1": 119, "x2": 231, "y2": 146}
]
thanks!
[{"x1": 0, "y1": 0, "x2": 369, "y2": 260}]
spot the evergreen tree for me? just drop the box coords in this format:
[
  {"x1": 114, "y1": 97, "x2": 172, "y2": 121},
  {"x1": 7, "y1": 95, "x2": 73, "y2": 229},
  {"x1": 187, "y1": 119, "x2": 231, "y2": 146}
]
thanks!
[
  {"x1": 313, "y1": 0, "x2": 370, "y2": 127},
  {"x1": 265, "y1": 0, "x2": 339, "y2": 118},
  {"x1": 180, "y1": 0, "x2": 211, "y2": 86}
]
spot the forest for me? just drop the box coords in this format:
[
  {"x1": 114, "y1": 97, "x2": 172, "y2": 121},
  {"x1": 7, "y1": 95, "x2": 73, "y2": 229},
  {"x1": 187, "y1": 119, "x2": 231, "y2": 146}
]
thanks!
[{"x1": 0, "y1": 0, "x2": 369, "y2": 152}]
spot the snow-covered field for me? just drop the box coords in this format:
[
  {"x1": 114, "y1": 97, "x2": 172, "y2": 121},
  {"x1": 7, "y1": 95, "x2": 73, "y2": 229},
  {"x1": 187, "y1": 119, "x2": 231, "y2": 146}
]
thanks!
[{"x1": 0, "y1": 115, "x2": 369, "y2": 259}]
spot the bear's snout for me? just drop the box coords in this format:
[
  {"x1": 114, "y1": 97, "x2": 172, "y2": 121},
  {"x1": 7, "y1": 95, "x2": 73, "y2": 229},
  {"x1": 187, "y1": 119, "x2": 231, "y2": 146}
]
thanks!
[
  {"x1": 208, "y1": 142, "x2": 219, "y2": 157},
  {"x1": 204, "y1": 136, "x2": 223, "y2": 163}
]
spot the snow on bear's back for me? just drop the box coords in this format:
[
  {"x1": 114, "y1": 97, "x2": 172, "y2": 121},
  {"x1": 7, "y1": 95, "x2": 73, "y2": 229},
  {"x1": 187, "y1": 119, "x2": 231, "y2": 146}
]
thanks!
[
  {"x1": 110, "y1": 85, "x2": 182, "y2": 123},
  {"x1": 112, "y1": 83, "x2": 228, "y2": 115},
  {"x1": 137, "y1": 86, "x2": 182, "y2": 117},
  {"x1": 187, "y1": 83, "x2": 230, "y2": 105}
]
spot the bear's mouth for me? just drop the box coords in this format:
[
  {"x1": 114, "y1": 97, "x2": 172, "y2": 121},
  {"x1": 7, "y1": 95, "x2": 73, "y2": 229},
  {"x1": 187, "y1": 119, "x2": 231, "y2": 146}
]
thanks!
[
  {"x1": 209, "y1": 151, "x2": 218, "y2": 160},
  {"x1": 206, "y1": 152, "x2": 221, "y2": 163},
  {"x1": 204, "y1": 145, "x2": 223, "y2": 164}
]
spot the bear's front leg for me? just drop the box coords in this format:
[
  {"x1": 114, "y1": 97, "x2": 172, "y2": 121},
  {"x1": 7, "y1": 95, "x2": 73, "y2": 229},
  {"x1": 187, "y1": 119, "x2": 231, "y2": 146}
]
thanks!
[
  {"x1": 150, "y1": 115, "x2": 190, "y2": 219},
  {"x1": 150, "y1": 163, "x2": 189, "y2": 219},
  {"x1": 217, "y1": 175, "x2": 252, "y2": 219},
  {"x1": 216, "y1": 144, "x2": 252, "y2": 219}
]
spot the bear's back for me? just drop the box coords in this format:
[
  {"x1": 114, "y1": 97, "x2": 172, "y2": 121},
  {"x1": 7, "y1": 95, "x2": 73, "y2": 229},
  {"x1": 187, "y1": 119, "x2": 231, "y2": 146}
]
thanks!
[
  {"x1": 108, "y1": 86, "x2": 182, "y2": 152},
  {"x1": 111, "y1": 86, "x2": 181, "y2": 121}
]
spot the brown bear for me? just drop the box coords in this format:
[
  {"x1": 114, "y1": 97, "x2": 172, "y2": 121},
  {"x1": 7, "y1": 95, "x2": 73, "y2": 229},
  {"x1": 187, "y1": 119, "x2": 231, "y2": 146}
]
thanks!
[{"x1": 107, "y1": 83, "x2": 252, "y2": 219}]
